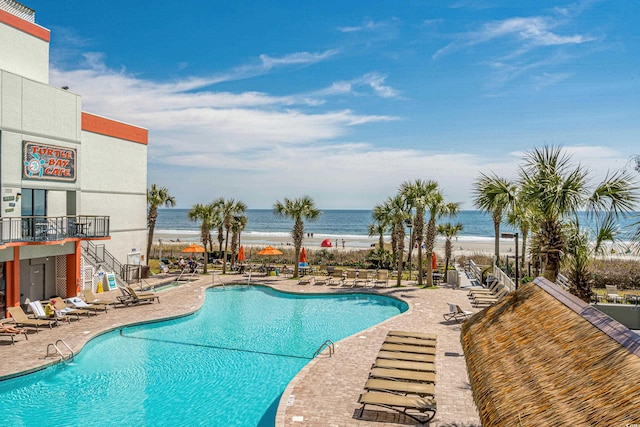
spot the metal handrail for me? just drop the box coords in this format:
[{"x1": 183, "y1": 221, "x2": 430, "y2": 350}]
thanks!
[
  {"x1": 313, "y1": 339, "x2": 335, "y2": 358},
  {"x1": 46, "y1": 339, "x2": 74, "y2": 361},
  {"x1": 0, "y1": 215, "x2": 109, "y2": 244},
  {"x1": 82, "y1": 241, "x2": 125, "y2": 284}
]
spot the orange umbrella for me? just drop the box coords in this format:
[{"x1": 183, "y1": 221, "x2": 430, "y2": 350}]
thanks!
[
  {"x1": 257, "y1": 245, "x2": 283, "y2": 256},
  {"x1": 182, "y1": 244, "x2": 205, "y2": 253},
  {"x1": 299, "y1": 247, "x2": 307, "y2": 264},
  {"x1": 237, "y1": 246, "x2": 246, "y2": 261}
]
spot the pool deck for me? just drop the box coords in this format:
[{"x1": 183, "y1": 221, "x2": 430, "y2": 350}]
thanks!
[{"x1": 0, "y1": 271, "x2": 481, "y2": 427}]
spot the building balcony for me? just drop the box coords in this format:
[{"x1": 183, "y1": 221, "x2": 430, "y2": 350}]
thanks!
[{"x1": 0, "y1": 215, "x2": 110, "y2": 244}]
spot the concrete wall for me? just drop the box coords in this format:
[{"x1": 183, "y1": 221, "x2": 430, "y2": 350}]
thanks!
[
  {"x1": 80, "y1": 129, "x2": 147, "y2": 262},
  {"x1": 0, "y1": 16, "x2": 49, "y2": 83}
]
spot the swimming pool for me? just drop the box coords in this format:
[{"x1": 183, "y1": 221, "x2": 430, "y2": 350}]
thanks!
[{"x1": 0, "y1": 285, "x2": 407, "y2": 426}]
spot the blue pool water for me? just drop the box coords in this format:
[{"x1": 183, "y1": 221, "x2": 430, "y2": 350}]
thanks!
[{"x1": 0, "y1": 286, "x2": 407, "y2": 426}]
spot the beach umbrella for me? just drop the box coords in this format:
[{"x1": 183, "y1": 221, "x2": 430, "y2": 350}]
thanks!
[
  {"x1": 299, "y1": 247, "x2": 307, "y2": 265},
  {"x1": 431, "y1": 252, "x2": 437, "y2": 270},
  {"x1": 257, "y1": 245, "x2": 283, "y2": 256},
  {"x1": 182, "y1": 244, "x2": 205, "y2": 253},
  {"x1": 237, "y1": 246, "x2": 246, "y2": 261},
  {"x1": 321, "y1": 238, "x2": 332, "y2": 248}
]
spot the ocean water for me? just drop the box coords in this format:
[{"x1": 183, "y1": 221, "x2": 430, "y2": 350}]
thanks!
[
  {"x1": 154, "y1": 209, "x2": 640, "y2": 248},
  {"x1": 155, "y1": 209, "x2": 501, "y2": 247}
]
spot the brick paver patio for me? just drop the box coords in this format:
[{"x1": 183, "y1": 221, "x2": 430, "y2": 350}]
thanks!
[{"x1": 0, "y1": 271, "x2": 481, "y2": 426}]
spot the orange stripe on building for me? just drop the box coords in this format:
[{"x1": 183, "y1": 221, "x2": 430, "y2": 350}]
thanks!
[
  {"x1": 0, "y1": 8, "x2": 50, "y2": 42},
  {"x1": 81, "y1": 112, "x2": 148, "y2": 145}
]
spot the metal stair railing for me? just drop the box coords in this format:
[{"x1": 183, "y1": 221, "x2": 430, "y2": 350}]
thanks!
[{"x1": 82, "y1": 241, "x2": 126, "y2": 285}]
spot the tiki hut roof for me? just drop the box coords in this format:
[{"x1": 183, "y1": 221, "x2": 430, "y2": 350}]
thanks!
[{"x1": 461, "y1": 277, "x2": 640, "y2": 427}]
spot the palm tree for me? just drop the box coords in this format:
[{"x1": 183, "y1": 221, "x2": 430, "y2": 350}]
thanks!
[
  {"x1": 273, "y1": 196, "x2": 322, "y2": 277},
  {"x1": 505, "y1": 192, "x2": 536, "y2": 277},
  {"x1": 187, "y1": 202, "x2": 218, "y2": 274},
  {"x1": 146, "y1": 184, "x2": 176, "y2": 265},
  {"x1": 400, "y1": 179, "x2": 438, "y2": 286},
  {"x1": 230, "y1": 215, "x2": 247, "y2": 269},
  {"x1": 473, "y1": 173, "x2": 517, "y2": 260},
  {"x1": 381, "y1": 194, "x2": 411, "y2": 287},
  {"x1": 424, "y1": 190, "x2": 459, "y2": 287},
  {"x1": 519, "y1": 146, "x2": 638, "y2": 283},
  {"x1": 564, "y1": 214, "x2": 619, "y2": 302},
  {"x1": 219, "y1": 198, "x2": 247, "y2": 274},
  {"x1": 437, "y1": 222, "x2": 464, "y2": 281}
]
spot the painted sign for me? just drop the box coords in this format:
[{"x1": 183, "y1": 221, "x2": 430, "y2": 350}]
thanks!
[
  {"x1": 106, "y1": 272, "x2": 118, "y2": 291},
  {"x1": 23, "y1": 142, "x2": 77, "y2": 182}
]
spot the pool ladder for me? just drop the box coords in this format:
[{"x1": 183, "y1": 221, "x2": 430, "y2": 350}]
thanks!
[
  {"x1": 46, "y1": 339, "x2": 74, "y2": 361},
  {"x1": 313, "y1": 340, "x2": 335, "y2": 358}
]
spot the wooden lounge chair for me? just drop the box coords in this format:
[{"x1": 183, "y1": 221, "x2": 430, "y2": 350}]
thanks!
[
  {"x1": 468, "y1": 277, "x2": 500, "y2": 296},
  {"x1": 343, "y1": 269, "x2": 359, "y2": 287},
  {"x1": 7, "y1": 306, "x2": 56, "y2": 332},
  {"x1": 384, "y1": 335, "x2": 436, "y2": 348},
  {"x1": 125, "y1": 287, "x2": 160, "y2": 305},
  {"x1": 470, "y1": 287, "x2": 509, "y2": 307},
  {"x1": 29, "y1": 301, "x2": 72, "y2": 324},
  {"x1": 369, "y1": 367, "x2": 436, "y2": 384},
  {"x1": 327, "y1": 269, "x2": 344, "y2": 286},
  {"x1": 377, "y1": 350, "x2": 435, "y2": 363},
  {"x1": 312, "y1": 275, "x2": 329, "y2": 286},
  {"x1": 83, "y1": 289, "x2": 113, "y2": 310},
  {"x1": 373, "y1": 358, "x2": 436, "y2": 373},
  {"x1": 53, "y1": 297, "x2": 93, "y2": 318},
  {"x1": 66, "y1": 296, "x2": 108, "y2": 313},
  {"x1": 388, "y1": 330, "x2": 437, "y2": 341},
  {"x1": 297, "y1": 276, "x2": 315, "y2": 285},
  {"x1": 380, "y1": 343, "x2": 437, "y2": 355},
  {"x1": 364, "y1": 378, "x2": 435, "y2": 398},
  {"x1": 443, "y1": 303, "x2": 473, "y2": 323},
  {"x1": 358, "y1": 391, "x2": 437, "y2": 423},
  {"x1": 372, "y1": 270, "x2": 389, "y2": 287},
  {"x1": 0, "y1": 321, "x2": 29, "y2": 344},
  {"x1": 0, "y1": 330, "x2": 28, "y2": 344}
]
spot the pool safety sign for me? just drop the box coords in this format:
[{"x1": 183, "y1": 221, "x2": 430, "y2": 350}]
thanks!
[{"x1": 23, "y1": 141, "x2": 77, "y2": 182}]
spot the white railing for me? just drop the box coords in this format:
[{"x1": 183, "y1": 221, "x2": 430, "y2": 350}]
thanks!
[
  {"x1": 0, "y1": 0, "x2": 35, "y2": 22},
  {"x1": 493, "y1": 263, "x2": 516, "y2": 292}
]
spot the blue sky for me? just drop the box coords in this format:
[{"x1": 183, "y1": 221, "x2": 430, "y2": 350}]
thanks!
[{"x1": 27, "y1": 0, "x2": 640, "y2": 209}]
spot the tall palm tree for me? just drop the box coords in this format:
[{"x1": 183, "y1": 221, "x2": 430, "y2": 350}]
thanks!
[
  {"x1": 219, "y1": 198, "x2": 247, "y2": 274},
  {"x1": 146, "y1": 184, "x2": 176, "y2": 265},
  {"x1": 437, "y1": 222, "x2": 464, "y2": 281},
  {"x1": 400, "y1": 179, "x2": 438, "y2": 286},
  {"x1": 230, "y1": 215, "x2": 247, "y2": 269},
  {"x1": 211, "y1": 197, "x2": 225, "y2": 256},
  {"x1": 187, "y1": 202, "x2": 217, "y2": 274},
  {"x1": 519, "y1": 146, "x2": 638, "y2": 283},
  {"x1": 273, "y1": 196, "x2": 322, "y2": 277},
  {"x1": 381, "y1": 194, "x2": 411, "y2": 287},
  {"x1": 505, "y1": 192, "x2": 536, "y2": 277},
  {"x1": 424, "y1": 190, "x2": 459, "y2": 287},
  {"x1": 473, "y1": 173, "x2": 517, "y2": 260}
]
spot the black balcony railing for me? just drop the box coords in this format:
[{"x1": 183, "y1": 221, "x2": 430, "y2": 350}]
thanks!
[{"x1": 0, "y1": 215, "x2": 109, "y2": 244}]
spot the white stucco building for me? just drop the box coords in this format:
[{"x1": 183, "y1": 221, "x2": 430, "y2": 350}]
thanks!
[{"x1": 0, "y1": 0, "x2": 147, "y2": 315}]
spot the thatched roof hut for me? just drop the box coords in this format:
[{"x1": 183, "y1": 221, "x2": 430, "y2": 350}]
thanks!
[{"x1": 461, "y1": 277, "x2": 640, "y2": 426}]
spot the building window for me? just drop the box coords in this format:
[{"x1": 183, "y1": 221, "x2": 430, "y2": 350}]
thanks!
[{"x1": 21, "y1": 189, "x2": 47, "y2": 216}]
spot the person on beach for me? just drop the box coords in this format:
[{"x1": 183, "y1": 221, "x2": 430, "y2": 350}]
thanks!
[
  {"x1": 0, "y1": 323, "x2": 26, "y2": 334},
  {"x1": 44, "y1": 299, "x2": 62, "y2": 318}
]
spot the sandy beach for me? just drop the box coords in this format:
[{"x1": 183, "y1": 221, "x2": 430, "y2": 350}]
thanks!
[{"x1": 154, "y1": 229, "x2": 520, "y2": 259}]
